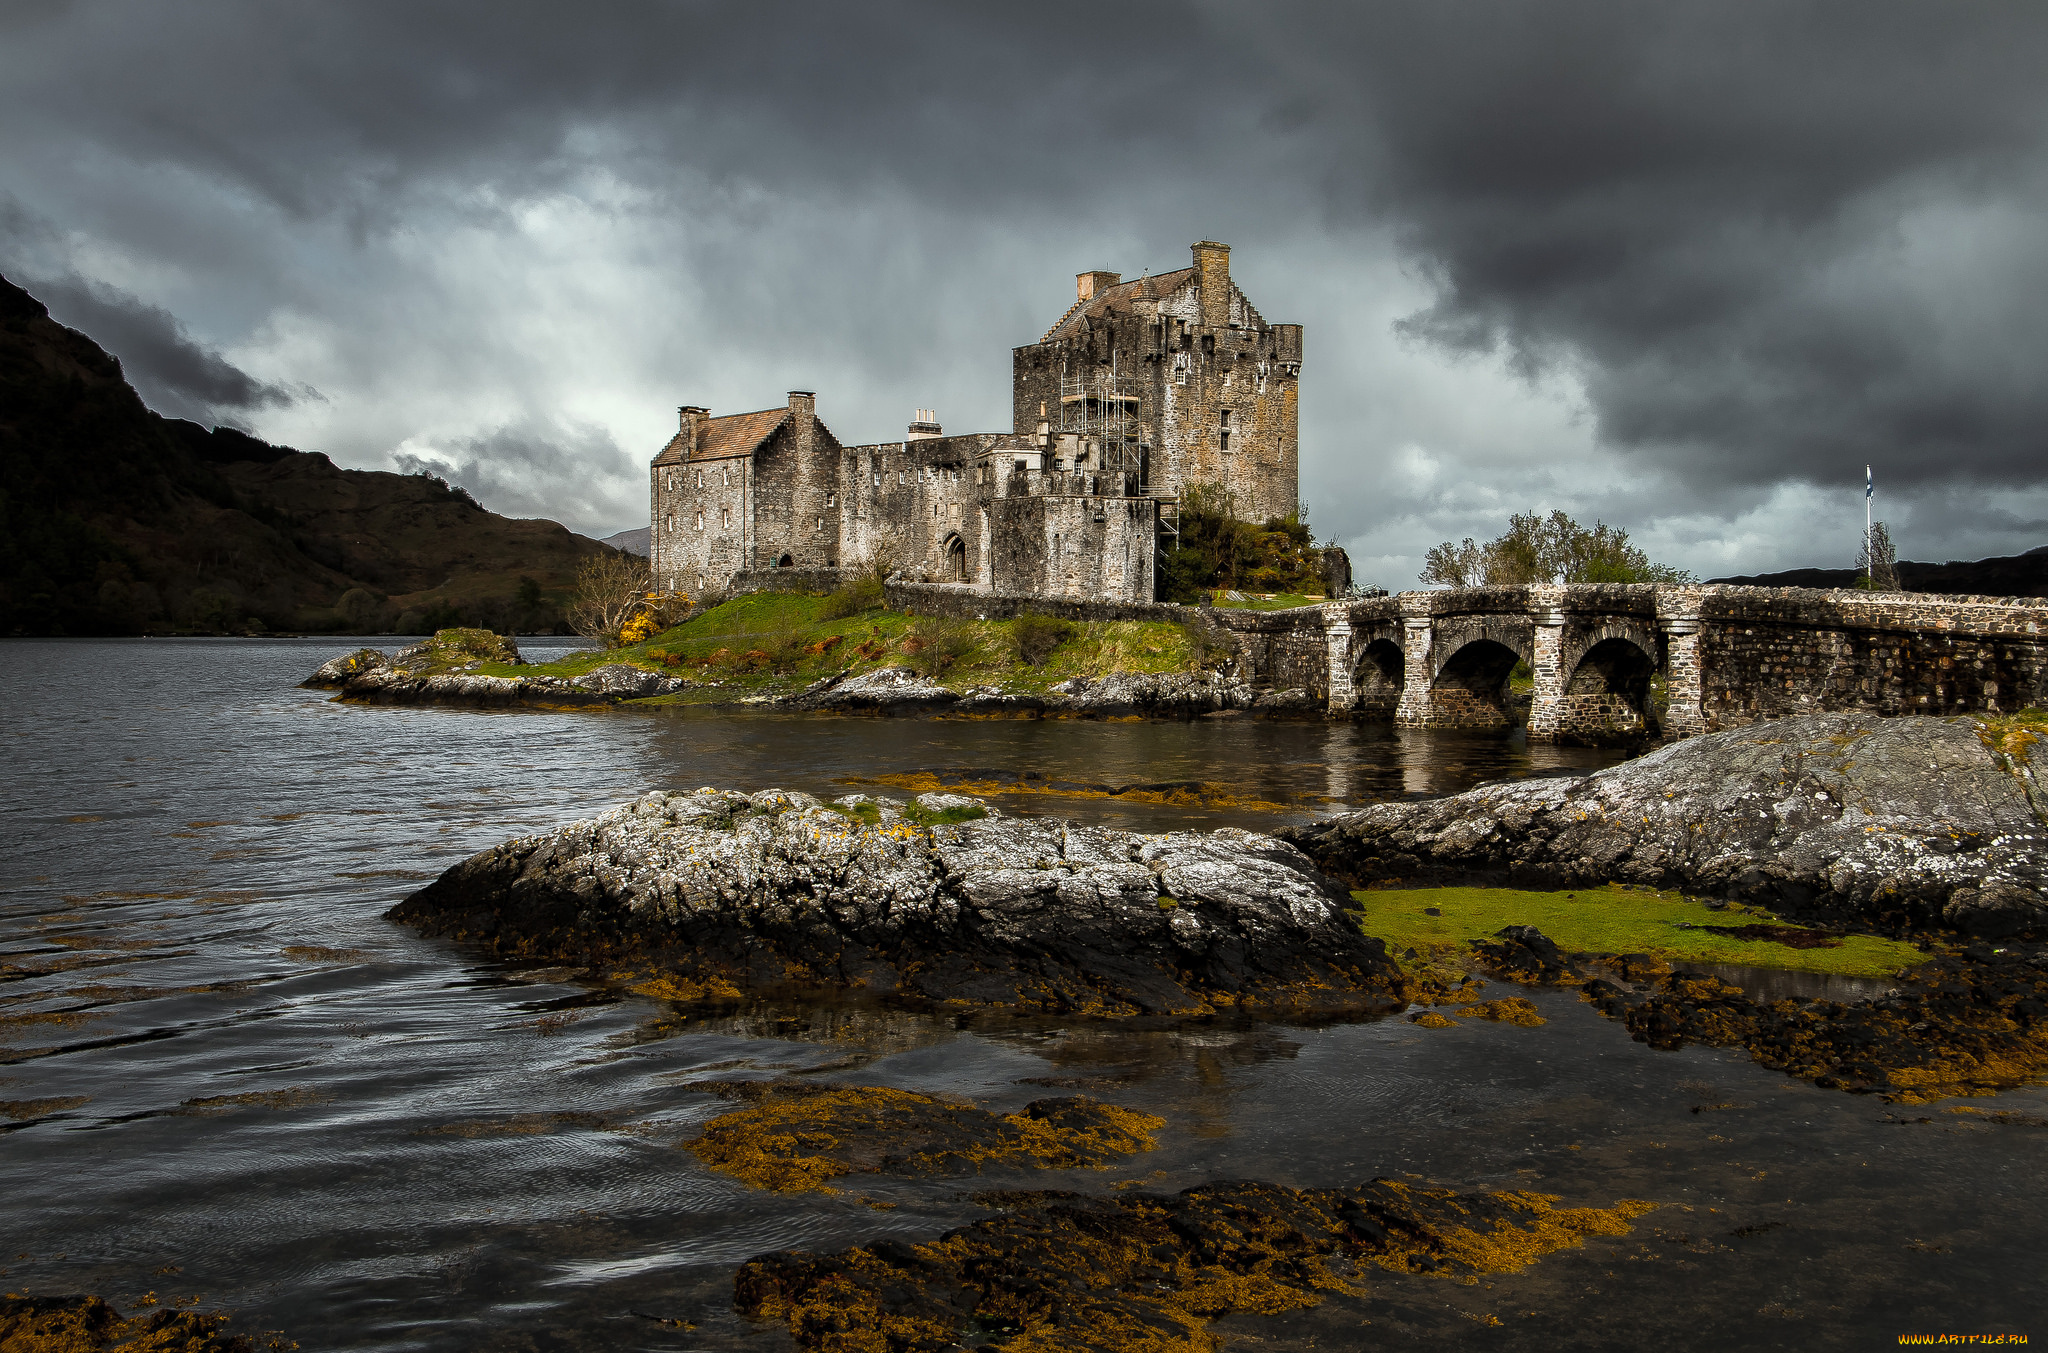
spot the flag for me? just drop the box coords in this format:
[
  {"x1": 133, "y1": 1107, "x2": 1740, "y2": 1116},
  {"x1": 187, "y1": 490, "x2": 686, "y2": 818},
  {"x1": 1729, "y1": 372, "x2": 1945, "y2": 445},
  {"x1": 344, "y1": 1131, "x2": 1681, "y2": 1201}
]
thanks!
[{"x1": 1867, "y1": 465, "x2": 1873, "y2": 500}]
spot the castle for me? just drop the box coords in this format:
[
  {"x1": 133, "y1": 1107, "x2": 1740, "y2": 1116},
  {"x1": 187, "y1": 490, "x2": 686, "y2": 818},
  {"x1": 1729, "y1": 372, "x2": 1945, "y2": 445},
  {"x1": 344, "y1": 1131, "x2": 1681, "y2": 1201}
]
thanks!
[{"x1": 649, "y1": 241, "x2": 1302, "y2": 603}]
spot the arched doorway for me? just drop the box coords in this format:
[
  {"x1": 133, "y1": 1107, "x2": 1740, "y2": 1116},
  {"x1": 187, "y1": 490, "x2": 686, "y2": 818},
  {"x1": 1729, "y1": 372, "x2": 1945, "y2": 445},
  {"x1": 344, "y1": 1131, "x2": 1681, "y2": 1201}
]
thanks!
[
  {"x1": 1353, "y1": 638, "x2": 1404, "y2": 720},
  {"x1": 1561, "y1": 638, "x2": 1657, "y2": 743},
  {"x1": 1431, "y1": 639, "x2": 1522, "y2": 729},
  {"x1": 941, "y1": 534, "x2": 966, "y2": 582},
  {"x1": 777, "y1": 553, "x2": 794, "y2": 568}
]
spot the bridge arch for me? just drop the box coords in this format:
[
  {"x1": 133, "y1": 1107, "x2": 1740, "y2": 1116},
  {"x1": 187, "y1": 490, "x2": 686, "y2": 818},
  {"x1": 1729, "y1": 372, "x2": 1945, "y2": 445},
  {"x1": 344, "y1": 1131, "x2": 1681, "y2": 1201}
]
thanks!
[
  {"x1": 1429, "y1": 635, "x2": 1527, "y2": 729},
  {"x1": 1557, "y1": 635, "x2": 1659, "y2": 743},
  {"x1": 1558, "y1": 619, "x2": 1663, "y2": 683},
  {"x1": 1352, "y1": 635, "x2": 1405, "y2": 720}
]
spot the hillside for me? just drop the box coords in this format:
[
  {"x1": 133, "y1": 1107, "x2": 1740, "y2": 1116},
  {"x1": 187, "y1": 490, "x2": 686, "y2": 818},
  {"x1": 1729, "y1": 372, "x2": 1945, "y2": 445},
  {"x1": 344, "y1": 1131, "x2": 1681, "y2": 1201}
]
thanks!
[
  {"x1": 0, "y1": 274, "x2": 613, "y2": 635},
  {"x1": 1708, "y1": 546, "x2": 2048, "y2": 598}
]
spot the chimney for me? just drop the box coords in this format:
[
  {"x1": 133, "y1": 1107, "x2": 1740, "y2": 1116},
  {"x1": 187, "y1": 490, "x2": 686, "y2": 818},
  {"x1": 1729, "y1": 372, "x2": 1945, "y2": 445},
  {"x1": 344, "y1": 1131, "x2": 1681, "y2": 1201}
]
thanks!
[
  {"x1": 787, "y1": 390, "x2": 815, "y2": 417},
  {"x1": 678, "y1": 405, "x2": 708, "y2": 457},
  {"x1": 907, "y1": 407, "x2": 942, "y2": 441},
  {"x1": 1191, "y1": 241, "x2": 1230, "y2": 330},
  {"x1": 1076, "y1": 270, "x2": 1121, "y2": 303}
]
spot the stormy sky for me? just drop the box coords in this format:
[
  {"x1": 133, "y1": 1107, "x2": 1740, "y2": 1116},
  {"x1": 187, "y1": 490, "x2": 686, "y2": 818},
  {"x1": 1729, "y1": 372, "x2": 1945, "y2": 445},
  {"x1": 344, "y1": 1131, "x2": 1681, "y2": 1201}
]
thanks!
[{"x1": 5, "y1": 1, "x2": 2046, "y2": 581}]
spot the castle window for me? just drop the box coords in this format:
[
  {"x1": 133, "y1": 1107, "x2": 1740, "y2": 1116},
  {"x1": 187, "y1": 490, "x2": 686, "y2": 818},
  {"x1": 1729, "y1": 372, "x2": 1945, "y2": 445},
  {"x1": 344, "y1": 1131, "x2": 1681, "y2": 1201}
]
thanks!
[
  {"x1": 826, "y1": 492, "x2": 836, "y2": 507},
  {"x1": 694, "y1": 510, "x2": 703, "y2": 530}
]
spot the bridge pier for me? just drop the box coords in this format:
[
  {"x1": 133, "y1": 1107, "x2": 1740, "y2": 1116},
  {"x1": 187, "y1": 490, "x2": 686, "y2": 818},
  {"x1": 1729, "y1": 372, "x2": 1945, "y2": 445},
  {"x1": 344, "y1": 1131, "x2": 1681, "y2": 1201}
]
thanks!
[
  {"x1": 1525, "y1": 606, "x2": 1566, "y2": 740},
  {"x1": 1659, "y1": 610, "x2": 1705, "y2": 737},
  {"x1": 1322, "y1": 609, "x2": 1355, "y2": 715},
  {"x1": 1392, "y1": 608, "x2": 1436, "y2": 727}
]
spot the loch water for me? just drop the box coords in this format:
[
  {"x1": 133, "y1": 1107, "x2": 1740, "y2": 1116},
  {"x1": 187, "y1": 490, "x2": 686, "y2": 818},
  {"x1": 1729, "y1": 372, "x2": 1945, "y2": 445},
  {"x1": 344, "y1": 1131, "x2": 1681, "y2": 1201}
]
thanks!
[{"x1": 2, "y1": 637, "x2": 2041, "y2": 1350}]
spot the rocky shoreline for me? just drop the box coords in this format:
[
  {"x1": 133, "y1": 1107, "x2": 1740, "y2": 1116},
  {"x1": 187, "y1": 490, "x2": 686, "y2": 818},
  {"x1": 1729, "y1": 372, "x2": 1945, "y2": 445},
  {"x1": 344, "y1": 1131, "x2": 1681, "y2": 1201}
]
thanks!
[
  {"x1": 307, "y1": 642, "x2": 1314, "y2": 718},
  {"x1": 1280, "y1": 711, "x2": 2048, "y2": 938},
  {"x1": 389, "y1": 787, "x2": 1408, "y2": 1019}
]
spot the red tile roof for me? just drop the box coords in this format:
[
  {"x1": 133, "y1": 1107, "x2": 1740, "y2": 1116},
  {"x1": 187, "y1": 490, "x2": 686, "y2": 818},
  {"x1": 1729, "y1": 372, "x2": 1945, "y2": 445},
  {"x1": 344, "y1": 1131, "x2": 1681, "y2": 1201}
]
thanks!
[{"x1": 653, "y1": 406, "x2": 789, "y2": 465}]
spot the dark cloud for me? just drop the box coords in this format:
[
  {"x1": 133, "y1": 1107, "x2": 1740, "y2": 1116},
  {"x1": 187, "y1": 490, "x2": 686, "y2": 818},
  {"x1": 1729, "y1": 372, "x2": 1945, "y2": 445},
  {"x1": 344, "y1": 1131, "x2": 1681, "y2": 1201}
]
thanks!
[
  {"x1": 394, "y1": 420, "x2": 638, "y2": 530},
  {"x1": 1305, "y1": 2, "x2": 2048, "y2": 491},
  {"x1": 3, "y1": 1, "x2": 2045, "y2": 564},
  {"x1": 28, "y1": 274, "x2": 305, "y2": 425}
]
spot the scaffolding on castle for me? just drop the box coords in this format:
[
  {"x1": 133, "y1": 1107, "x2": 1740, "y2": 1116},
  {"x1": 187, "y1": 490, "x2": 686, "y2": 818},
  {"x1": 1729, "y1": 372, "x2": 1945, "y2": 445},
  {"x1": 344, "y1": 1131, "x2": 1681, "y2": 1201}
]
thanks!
[{"x1": 1057, "y1": 355, "x2": 1142, "y2": 481}]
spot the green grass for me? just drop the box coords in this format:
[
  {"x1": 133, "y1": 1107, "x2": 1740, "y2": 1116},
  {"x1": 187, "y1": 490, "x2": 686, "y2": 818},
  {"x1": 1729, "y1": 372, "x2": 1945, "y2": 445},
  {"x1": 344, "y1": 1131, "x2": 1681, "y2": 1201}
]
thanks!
[
  {"x1": 463, "y1": 592, "x2": 1204, "y2": 704},
  {"x1": 1208, "y1": 590, "x2": 1325, "y2": 611},
  {"x1": 1351, "y1": 884, "x2": 1928, "y2": 978}
]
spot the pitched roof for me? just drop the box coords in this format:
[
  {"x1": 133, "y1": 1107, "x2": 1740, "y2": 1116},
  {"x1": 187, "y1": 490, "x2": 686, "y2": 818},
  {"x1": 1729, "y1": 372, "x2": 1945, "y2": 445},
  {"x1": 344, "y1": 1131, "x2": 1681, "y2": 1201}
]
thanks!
[
  {"x1": 653, "y1": 406, "x2": 789, "y2": 465},
  {"x1": 1040, "y1": 267, "x2": 1197, "y2": 342}
]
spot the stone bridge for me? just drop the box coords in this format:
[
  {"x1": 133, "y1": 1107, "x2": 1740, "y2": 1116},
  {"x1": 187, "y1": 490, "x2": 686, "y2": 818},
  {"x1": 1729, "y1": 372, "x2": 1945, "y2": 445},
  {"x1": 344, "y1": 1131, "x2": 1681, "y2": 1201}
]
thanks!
[{"x1": 1221, "y1": 583, "x2": 2048, "y2": 743}]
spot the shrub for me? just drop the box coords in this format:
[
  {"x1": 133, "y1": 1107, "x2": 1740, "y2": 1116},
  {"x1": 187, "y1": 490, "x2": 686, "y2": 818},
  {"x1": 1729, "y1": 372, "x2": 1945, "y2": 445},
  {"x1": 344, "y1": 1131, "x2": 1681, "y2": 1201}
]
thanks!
[
  {"x1": 568, "y1": 551, "x2": 652, "y2": 647},
  {"x1": 1012, "y1": 612, "x2": 1075, "y2": 666},
  {"x1": 821, "y1": 573, "x2": 886, "y2": 619},
  {"x1": 904, "y1": 616, "x2": 977, "y2": 677}
]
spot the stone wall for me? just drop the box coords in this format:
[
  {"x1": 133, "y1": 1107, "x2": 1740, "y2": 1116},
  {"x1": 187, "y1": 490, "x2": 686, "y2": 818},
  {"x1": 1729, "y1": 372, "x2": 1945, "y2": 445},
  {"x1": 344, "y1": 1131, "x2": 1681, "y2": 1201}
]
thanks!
[
  {"x1": 1694, "y1": 587, "x2": 2048, "y2": 727},
  {"x1": 885, "y1": 583, "x2": 1195, "y2": 624},
  {"x1": 652, "y1": 451, "x2": 752, "y2": 595},
  {"x1": 748, "y1": 397, "x2": 841, "y2": 570},
  {"x1": 984, "y1": 493, "x2": 1155, "y2": 601},
  {"x1": 723, "y1": 567, "x2": 849, "y2": 599}
]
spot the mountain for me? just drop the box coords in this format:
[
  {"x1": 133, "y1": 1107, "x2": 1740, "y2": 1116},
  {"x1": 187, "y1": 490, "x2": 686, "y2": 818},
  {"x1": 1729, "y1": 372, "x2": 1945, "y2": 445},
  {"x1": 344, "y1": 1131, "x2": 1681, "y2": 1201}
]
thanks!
[
  {"x1": 0, "y1": 274, "x2": 614, "y2": 635},
  {"x1": 600, "y1": 527, "x2": 650, "y2": 557},
  {"x1": 1708, "y1": 546, "x2": 2048, "y2": 598}
]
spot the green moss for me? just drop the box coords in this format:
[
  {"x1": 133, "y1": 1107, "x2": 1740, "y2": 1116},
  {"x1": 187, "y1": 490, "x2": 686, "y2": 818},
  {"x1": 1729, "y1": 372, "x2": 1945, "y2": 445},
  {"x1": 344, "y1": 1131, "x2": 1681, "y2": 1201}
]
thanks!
[
  {"x1": 1351, "y1": 884, "x2": 1926, "y2": 978},
  {"x1": 903, "y1": 802, "x2": 989, "y2": 826},
  {"x1": 828, "y1": 801, "x2": 883, "y2": 826}
]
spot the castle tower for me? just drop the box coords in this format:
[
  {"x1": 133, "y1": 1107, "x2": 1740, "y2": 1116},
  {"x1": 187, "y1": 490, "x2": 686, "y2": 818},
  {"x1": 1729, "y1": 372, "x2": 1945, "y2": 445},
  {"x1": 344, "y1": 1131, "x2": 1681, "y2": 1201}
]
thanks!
[{"x1": 1010, "y1": 240, "x2": 1301, "y2": 523}]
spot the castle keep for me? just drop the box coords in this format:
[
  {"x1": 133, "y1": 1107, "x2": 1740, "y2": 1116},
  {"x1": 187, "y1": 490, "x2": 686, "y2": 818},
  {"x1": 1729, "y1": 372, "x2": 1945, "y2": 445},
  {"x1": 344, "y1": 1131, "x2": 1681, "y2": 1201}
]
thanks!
[{"x1": 650, "y1": 242, "x2": 1301, "y2": 602}]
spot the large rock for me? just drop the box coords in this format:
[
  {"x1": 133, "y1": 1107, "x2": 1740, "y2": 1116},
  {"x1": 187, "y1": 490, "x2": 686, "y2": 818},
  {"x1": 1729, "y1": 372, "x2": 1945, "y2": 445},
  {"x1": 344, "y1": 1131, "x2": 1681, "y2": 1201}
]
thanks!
[
  {"x1": 390, "y1": 788, "x2": 1407, "y2": 1017},
  {"x1": 1280, "y1": 713, "x2": 2048, "y2": 935},
  {"x1": 571, "y1": 662, "x2": 681, "y2": 698}
]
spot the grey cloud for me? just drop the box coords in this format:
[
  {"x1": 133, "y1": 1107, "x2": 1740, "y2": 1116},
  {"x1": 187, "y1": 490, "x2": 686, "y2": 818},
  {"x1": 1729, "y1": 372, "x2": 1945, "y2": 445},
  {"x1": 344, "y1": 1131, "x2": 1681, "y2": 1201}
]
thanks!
[
  {"x1": 393, "y1": 420, "x2": 640, "y2": 535},
  {"x1": 26, "y1": 273, "x2": 305, "y2": 424}
]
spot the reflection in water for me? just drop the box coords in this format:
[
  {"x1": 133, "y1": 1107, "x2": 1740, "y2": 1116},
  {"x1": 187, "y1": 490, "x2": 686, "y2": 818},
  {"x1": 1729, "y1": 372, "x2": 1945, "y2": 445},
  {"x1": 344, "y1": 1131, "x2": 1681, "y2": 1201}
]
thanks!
[
  {"x1": 0, "y1": 638, "x2": 2040, "y2": 1349},
  {"x1": 1688, "y1": 961, "x2": 1905, "y2": 1005}
]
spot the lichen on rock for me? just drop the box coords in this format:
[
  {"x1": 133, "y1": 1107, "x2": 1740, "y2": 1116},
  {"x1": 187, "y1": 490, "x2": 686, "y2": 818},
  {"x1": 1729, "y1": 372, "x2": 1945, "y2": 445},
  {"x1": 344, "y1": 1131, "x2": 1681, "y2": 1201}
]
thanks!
[{"x1": 389, "y1": 787, "x2": 1408, "y2": 1018}]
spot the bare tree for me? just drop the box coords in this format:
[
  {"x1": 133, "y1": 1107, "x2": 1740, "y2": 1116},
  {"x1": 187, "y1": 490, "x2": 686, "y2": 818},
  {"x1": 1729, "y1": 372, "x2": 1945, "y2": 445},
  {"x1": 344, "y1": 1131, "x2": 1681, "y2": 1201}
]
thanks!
[
  {"x1": 1857, "y1": 521, "x2": 1899, "y2": 591},
  {"x1": 567, "y1": 550, "x2": 652, "y2": 647}
]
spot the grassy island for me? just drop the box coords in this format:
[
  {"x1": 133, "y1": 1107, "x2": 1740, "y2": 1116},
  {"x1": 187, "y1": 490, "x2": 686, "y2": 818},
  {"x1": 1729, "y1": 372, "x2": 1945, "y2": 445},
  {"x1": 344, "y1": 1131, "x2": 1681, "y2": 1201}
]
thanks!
[{"x1": 461, "y1": 592, "x2": 1217, "y2": 704}]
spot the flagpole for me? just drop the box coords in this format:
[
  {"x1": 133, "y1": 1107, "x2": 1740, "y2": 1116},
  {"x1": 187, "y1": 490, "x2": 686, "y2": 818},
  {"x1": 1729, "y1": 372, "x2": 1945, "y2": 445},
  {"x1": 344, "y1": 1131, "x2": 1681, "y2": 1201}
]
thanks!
[{"x1": 1865, "y1": 465, "x2": 1873, "y2": 582}]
